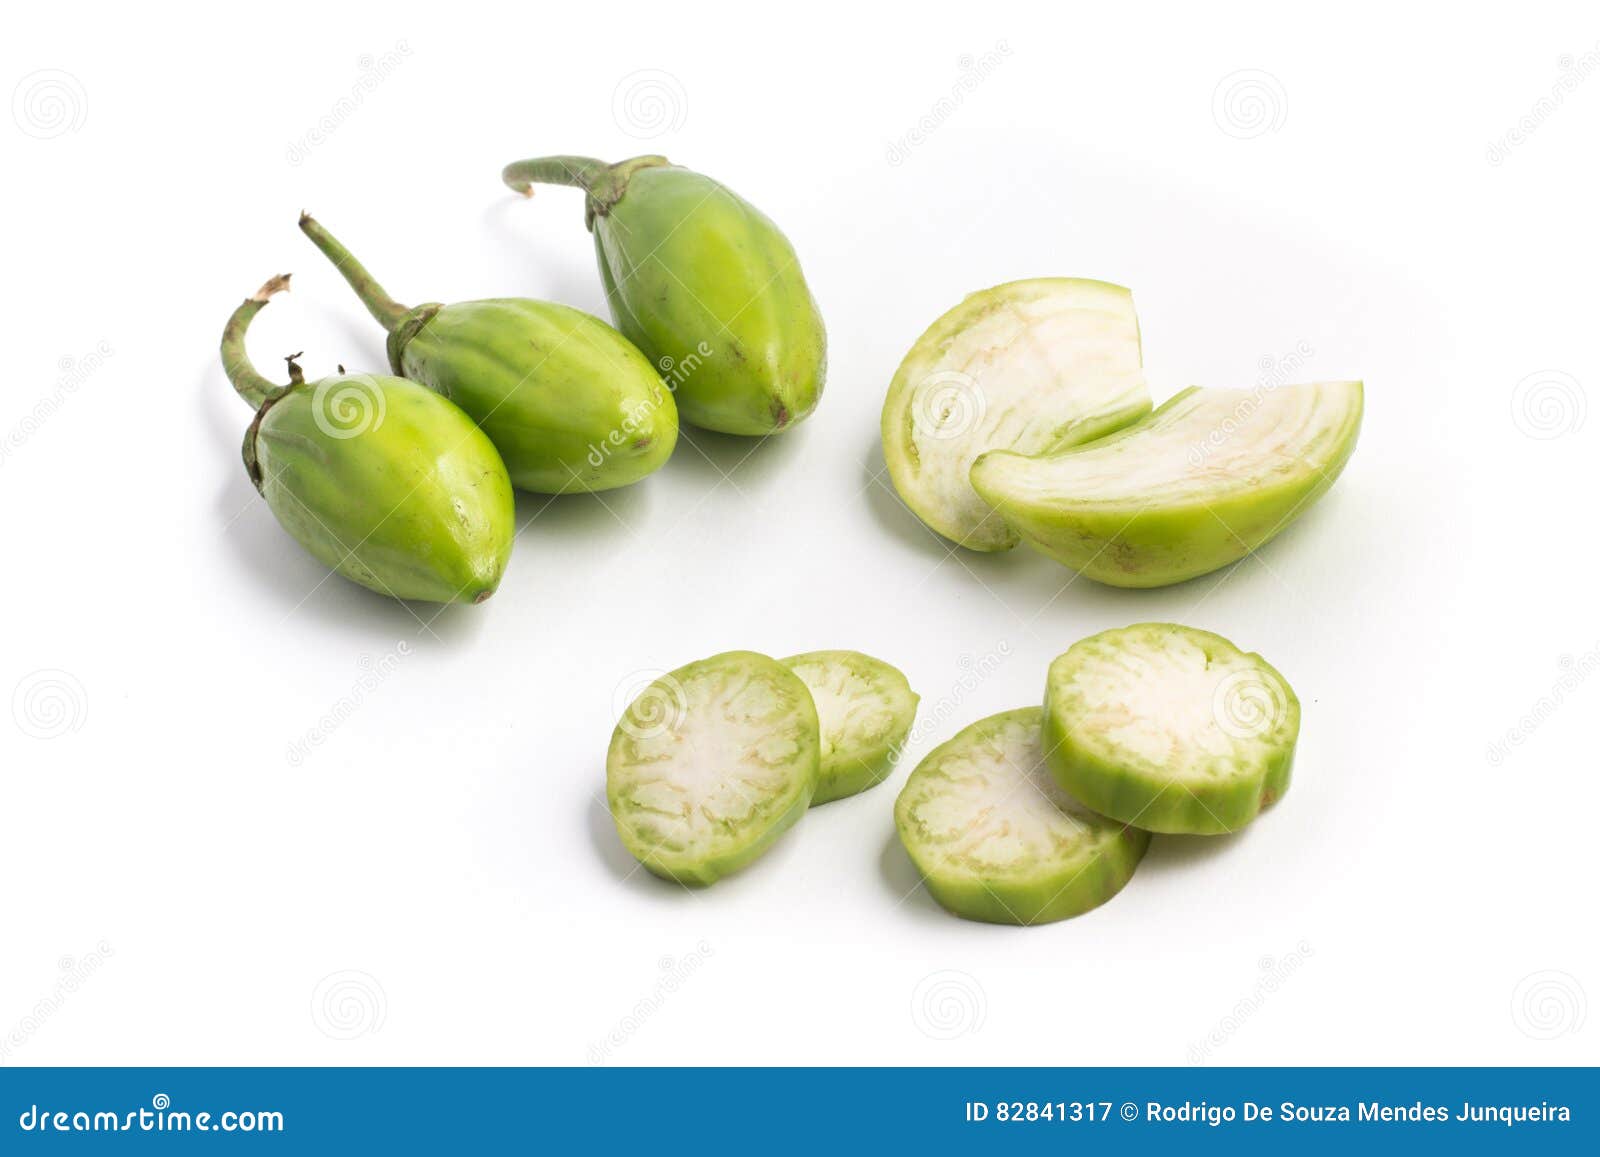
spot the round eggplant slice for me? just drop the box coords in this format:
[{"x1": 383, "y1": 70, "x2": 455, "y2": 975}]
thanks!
[
  {"x1": 880, "y1": 278, "x2": 1149, "y2": 551},
  {"x1": 894, "y1": 708, "x2": 1149, "y2": 925},
  {"x1": 606, "y1": 651, "x2": 819, "y2": 885},
  {"x1": 970, "y1": 380, "x2": 1363, "y2": 587},
  {"x1": 780, "y1": 650, "x2": 919, "y2": 804},
  {"x1": 1044, "y1": 623, "x2": 1300, "y2": 835}
]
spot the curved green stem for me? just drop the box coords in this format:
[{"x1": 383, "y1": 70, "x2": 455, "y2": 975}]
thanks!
[
  {"x1": 220, "y1": 275, "x2": 293, "y2": 409},
  {"x1": 501, "y1": 154, "x2": 669, "y2": 218},
  {"x1": 297, "y1": 213, "x2": 410, "y2": 332}
]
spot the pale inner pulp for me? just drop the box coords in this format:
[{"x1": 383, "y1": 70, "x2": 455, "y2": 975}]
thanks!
[
  {"x1": 905, "y1": 285, "x2": 1144, "y2": 541},
  {"x1": 619, "y1": 668, "x2": 807, "y2": 850},
  {"x1": 1058, "y1": 632, "x2": 1287, "y2": 776},
  {"x1": 988, "y1": 381, "x2": 1359, "y2": 505},
  {"x1": 908, "y1": 713, "x2": 1110, "y2": 875}
]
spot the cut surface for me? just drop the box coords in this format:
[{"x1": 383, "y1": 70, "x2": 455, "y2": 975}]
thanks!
[
  {"x1": 970, "y1": 381, "x2": 1363, "y2": 586},
  {"x1": 894, "y1": 708, "x2": 1149, "y2": 925},
  {"x1": 606, "y1": 651, "x2": 819, "y2": 885},
  {"x1": 881, "y1": 279, "x2": 1148, "y2": 551},
  {"x1": 1044, "y1": 623, "x2": 1299, "y2": 835},
  {"x1": 780, "y1": 650, "x2": 918, "y2": 804}
]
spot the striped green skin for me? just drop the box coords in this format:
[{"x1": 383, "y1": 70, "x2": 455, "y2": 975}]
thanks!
[
  {"x1": 780, "y1": 650, "x2": 918, "y2": 804},
  {"x1": 592, "y1": 164, "x2": 826, "y2": 435},
  {"x1": 606, "y1": 652, "x2": 819, "y2": 886},
  {"x1": 395, "y1": 299, "x2": 676, "y2": 494},
  {"x1": 895, "y1": 708, "x2": 1150, "y2": 925},
  {"x1": 1043, "y1": 624, "x2": 1300, "y2": 835},
  {"x1": 249, "y1": 375, "x2": 515, "y2": 604}
]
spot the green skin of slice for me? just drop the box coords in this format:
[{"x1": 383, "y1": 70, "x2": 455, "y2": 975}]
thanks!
[
  {"x1": 504, "y1": 156, "x2": 827, "y2": 436},
  {"x1": 1043, "y1": 624, "x2": 1300, "y2": 836},
  {"x1": 894, "y1": 708, "x2": 1150, "y2": 925},
  {"x1": 298, "y1": 215, "x2": 677, "y2": 494},
  {"x1": 780, "y1": 650, "x2": 919, "y2": 805},
  {"x1": 970, "y1": 382, "x2": 1364, "y2": 587},
  {"x1": 606, "y1": 651, "x2": 819, "y2": 886},
  {"x1": 221, "y1": 278, "x2": 515, "y2": 605}
]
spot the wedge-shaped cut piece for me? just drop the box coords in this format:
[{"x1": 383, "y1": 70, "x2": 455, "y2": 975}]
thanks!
[
  {"x1": 894, "y1": 708, "x2": 1149, "y2": 925},
  {"x1": 971, "y1": 381, "x2": 1363, "y2": 587},
  {"x1": 606, "y1": 652, "x2": 819, "y2": 885},
  {"x1": 780, "y1": 650, "x2": 918, "y2": 804},
  {"x1": 1044, "y1": 623, "x2": 1299, "y2": 835},
  {"x1": 881, "y1": 279, "x2": 1149, "y2": 551}
]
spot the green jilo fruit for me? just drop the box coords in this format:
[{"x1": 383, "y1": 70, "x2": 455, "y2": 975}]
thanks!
[
  {"x1": 298, "y1": 213, "x2": 676, "y2": 493},
  {"x1": 894, "y1": 708, "x2": 1149, "y2": 925},
  {"x1": 881, "y1": 278, "x2": 1150, "y2": 551},
  {"x1": 1043, "y1": 624, "x2": 1300, "y2": 836},
  {"x1": 780, "y1": 651, "x2": 919, "y2": 805},
  {"x1": 970, "y1": 380, "x2": 1363, "y2": 587},
  {"x1": 502, "y1": 155, "x2": 826, "y2": 436},
  {"x1": 606, "y1": 652, "x2": 820, "y2": 885},
  {"x1": 220, "y1": 276, "x2": 514, "y2": 604}
]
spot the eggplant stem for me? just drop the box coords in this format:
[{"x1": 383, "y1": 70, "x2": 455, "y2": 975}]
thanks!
[
  {"x1": 298, "y1": 212, "x2": 411, "y2": 332},
  {"x1": 220, "y1": 274, "x2": 293, "y2": 409},
  {"x1": 501, "y1": 155, "x2": 668, "y2": 221}
]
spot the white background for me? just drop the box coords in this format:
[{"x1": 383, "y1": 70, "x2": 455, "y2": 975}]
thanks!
[{"x1": 2, "y1": 0, "x2": 1596, "y2": 1067}]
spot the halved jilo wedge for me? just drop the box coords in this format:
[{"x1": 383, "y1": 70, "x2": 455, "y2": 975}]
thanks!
[
  {"x1": 1043, "y1": 623, "x2": 1300, "y2": 835},
  {"x1": 894, "y1": 708, "x2": 1149, "y2": 925},
  {"x1": 606, "y1": 651, "x2": 819, "y2": 885},
  {"x1": 780, "y1": 650, "x2": 919, "y2": 804},
  {"x1": 970, "y1": 381, "x2": 1363, "y2": 587},
  {"x1": 880, "y1": 278, "x2": 1149, "y2": 551}
]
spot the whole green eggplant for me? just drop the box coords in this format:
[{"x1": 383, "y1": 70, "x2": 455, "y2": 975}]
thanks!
[
  {"x1": 502, "y1": 155, "x2": 826, "y2": 436},
  {"x1": 298, "y1": 214, "x2": 676, "y2": 493},
  {"x1": 221, "y1": 275, "x2": 515, "y2": 605}
]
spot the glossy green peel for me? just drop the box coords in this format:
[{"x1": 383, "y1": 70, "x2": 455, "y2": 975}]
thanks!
[
  {"x1": 894, "y1": 708, "x2": 1150, "y2": 925},
  {"x1": 971, "y1": 381, "x2": 1364, "y2": 586},
  {"x1": 299, "y1": 214, "x2": 676, "y2": 493},
  {"x1": 220, "y1": 276, "x2": 514, "y2": 604},
  {"x1": 503, "y1": 155, "x2": 827, "y2": 435},
  {"x1": 606, "y1": 651, "x2": 820, "y2": 886},
  {"x1": 780, "y1": 651, "x2": 918, "y2": 804},
  {"x1": 1043, "y1": 624, "x2": 1300, "y2": 835},
  {"x1": 881, "y1": 278, "x2": 1150, "y2": 551}
]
